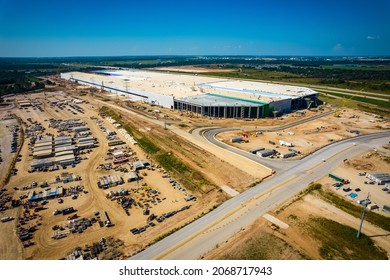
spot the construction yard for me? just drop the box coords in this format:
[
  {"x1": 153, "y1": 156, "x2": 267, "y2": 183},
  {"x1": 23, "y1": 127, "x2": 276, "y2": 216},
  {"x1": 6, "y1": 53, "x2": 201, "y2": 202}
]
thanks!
[
  {"x1": 217, "y1": 109, "x2": 389, "y2": 159},
  {"x1": 1, "y1": 75, "x2": 389, "y2": 260},
  {"x1": 203, "y1": 141, "x2": 390, "y2": 260},
  {"x1": 0, "y1": 83, "x2": 270, "y2": 259},
  {"x1": 0, "y1": 90, "x2": 231, "y2": 260}
]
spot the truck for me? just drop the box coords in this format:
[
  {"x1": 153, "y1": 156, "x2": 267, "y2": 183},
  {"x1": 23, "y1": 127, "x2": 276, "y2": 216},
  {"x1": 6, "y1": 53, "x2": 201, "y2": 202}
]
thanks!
[
  {"x1": 329, "y1": 173, "x2": 350, "y2": 184},
  {"x1": 62, "y1": 207, "x2": 75, "y2": 215},
  {"x1": 1, "y1": 217, "x2": 14, "y2": 223}
]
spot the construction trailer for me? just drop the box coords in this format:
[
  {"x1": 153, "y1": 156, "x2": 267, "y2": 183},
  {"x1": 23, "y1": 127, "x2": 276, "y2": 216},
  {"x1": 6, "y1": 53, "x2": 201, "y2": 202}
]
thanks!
[
  {"x1": 32, "y1": 149, "x2": 53, "y2": 159},
  {"x1": 55, "y1": 150, "x2": 74, "y2": 157},
  {"x1": 28, "y1": 186, "x2": 64, "y2": 202},
  {"x1": 108, "y1": 139, "x2": 125, "y2": 146},
  {"x1": 125, "y1": 171, "x2": 138, "y2": 182},
  {"x1": 280, "y1": 151, "x2": 296, "y2": 158},
  {"x1": 256, "y1": 149, "x2": 275, "y2": 157},
  {"x1": 279, "y1": 140, "x2": 294, "y2": 147},
  {"x1": 365, "y1": 172, "x2": 390, "y2": 185},
  {"x1": 133, "y1": 161, "x2": 145, "y2": 171},
  {"x1": 249, "y1": 147, "x2": 265, "y2": 154},
  {"x1": 78, "y1": 142, "x2": 95, "y2": 150},
  {"x1": 77, "y1": 136, "x2": 95, "y2": 143},
  {"x1": 33, "y1": 144, "x2": 53, "y2": 152},
  {"x1": 54, "y1": 145, "x2": 77, "y2": 153},
  {"x1": 72, "y1": 126, "x2": 90, "y2": 133},
  {"x1": 231, "y1": 137, "x2": 244, "y2": 143},
  {"x1": 98, "y1": 175, "x2": 123, "y2": 189},
  {"x1": 53, "y1": 154, "x2": 75, "y2": 166},
  {"x1": 31, "y1": 158, "x2": 54, "y2": 169}
]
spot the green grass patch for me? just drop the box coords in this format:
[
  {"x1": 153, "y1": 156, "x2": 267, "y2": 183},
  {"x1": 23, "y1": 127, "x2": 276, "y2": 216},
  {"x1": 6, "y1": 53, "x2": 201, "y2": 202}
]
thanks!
[
  {"x1": 307, "y1": 217, "x2": 388, "y2": 260},
  {"x1": 203, "y1": 68, "x2": 390, "y2": 95},
  {"x1": 317, "y1": 190, "x2": 390, "y2": 232},
  {"x1": 27, "y1": 76, "x2": 40, "y2": 83},
  {"x1": 321, "y1": 65, "x2": 390, "y2": 71},
  {"x1": 319, "y1": 94, "x2": 390, "y2": 116},
  {"x1": 319, "y1": 91, "x2": 390, "y2": 109},
  {"x1": 356, "y1": 104, "x2": 390, "y2": 117},
  {"x1": 319, "y1": 94, "x2": 358, "y2": 109}
]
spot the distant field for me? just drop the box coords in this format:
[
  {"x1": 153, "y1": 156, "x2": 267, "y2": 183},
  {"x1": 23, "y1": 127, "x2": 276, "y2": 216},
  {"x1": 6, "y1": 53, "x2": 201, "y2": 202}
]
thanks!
[
  {"x1": 321, "y1": 65, "x2": 390, "y2": 71},
  {"x1": 319, "y1": 91, "x2": 390, "y2": 109},
  {"x1": 203, "y1": 68, "x2": 390, "y2": 95}
]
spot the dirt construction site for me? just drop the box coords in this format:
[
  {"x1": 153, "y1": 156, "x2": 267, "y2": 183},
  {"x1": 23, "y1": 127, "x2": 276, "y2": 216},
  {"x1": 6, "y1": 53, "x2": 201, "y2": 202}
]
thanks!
[
  {"x1": 204, "y1": 148, "x2": 390, "y2": 260},
  {"x1": 0, "y1": 76, "x2": 389, "y2": 260},
  {"x1": 217, "y1": 109, "x2": 389, "y2": 159}
]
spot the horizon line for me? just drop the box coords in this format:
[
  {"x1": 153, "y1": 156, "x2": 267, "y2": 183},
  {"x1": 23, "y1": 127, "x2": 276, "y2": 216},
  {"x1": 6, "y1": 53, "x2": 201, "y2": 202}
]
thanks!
[{"x1": 1, "y1": 54, "x2": 390, "y2": 59}]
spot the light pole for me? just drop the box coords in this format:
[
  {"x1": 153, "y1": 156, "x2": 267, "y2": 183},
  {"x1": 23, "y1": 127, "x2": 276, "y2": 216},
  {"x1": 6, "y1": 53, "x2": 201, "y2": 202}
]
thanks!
[{"x1": 357, "y1": 193, "x2": 370, "y2": 238}]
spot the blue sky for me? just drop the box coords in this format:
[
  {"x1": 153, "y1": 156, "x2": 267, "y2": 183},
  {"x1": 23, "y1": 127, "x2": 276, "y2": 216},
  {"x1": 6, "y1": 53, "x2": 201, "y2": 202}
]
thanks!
[{"x1": 0, "y1": 0, "x2": 389, "y2": 57}]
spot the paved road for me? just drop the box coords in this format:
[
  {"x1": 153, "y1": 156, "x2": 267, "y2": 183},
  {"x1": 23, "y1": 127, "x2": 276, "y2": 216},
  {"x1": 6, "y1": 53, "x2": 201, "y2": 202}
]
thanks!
[
  {"x1": 201, "y1": 127, "x2": 294, "y2": 172},
  {"x1": 130, "y1": 131, "x2": 390, "y2": 259}
]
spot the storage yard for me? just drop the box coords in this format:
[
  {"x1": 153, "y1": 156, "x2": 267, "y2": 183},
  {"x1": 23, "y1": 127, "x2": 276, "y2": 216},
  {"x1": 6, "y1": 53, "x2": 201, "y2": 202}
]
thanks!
[
  {"x1": 319, "y1": 149, "x2": 390, "y2": 215},
  {"x1": 0, "y1": 90, "x2": 224, "y2": 260}
]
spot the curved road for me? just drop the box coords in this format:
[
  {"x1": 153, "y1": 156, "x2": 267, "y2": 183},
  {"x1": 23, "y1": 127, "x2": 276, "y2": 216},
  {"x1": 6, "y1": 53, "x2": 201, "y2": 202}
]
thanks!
[{"x1": 130, "y1": 131, "x2": 390, "y2": 259}]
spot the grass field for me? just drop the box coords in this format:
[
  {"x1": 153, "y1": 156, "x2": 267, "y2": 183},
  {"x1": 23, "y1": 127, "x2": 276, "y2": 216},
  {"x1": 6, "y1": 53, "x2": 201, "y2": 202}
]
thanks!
[
  {"x1": 317, "y1": 190, "x2": 390, "y2": 232},
  {"x1": 318, "y1": 91, "x2": 390, "y2": 109},
  {"x1": 321, "y1": 65, "x2": 390, "y2": 71},
  {"x1": 307, "y1": 217, "x2": 388, "y2": 260},
  {"x1": 203, "y1": 68, "x2": 390, "y2": 95}
]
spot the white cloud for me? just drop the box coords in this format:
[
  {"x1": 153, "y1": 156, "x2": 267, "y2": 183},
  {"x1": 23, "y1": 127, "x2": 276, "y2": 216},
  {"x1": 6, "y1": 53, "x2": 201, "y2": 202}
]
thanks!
[
  {"x1": 367, "y1": 35, "x2": 380, "y2": 40},
  {"x1": 333, "y1": 43, "x2": 343, "y2": 52}
]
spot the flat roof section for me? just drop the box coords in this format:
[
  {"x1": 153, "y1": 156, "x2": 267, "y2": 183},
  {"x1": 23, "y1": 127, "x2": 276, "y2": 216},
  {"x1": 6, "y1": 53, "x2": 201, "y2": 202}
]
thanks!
[
  {"x1": 176, "y1": 93, "x2": 267, "y2": 107},
  {"x1": 61, "y1": 70, "x2": 317, "y2": 104}
]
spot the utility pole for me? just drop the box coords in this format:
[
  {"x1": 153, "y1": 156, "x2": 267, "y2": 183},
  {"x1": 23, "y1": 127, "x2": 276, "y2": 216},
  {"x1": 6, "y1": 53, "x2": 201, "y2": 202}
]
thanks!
[{"x1": 357, "y1": 192, "x2": 370, "y2": 238}]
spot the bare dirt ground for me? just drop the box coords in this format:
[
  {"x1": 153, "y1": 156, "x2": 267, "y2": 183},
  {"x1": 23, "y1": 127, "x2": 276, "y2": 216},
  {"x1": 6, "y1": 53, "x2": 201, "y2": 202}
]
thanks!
[
  {"x1": 204, "y1": 193, "x2": 390, "y2": 260},
  {"x1": 0, "y1": 117, "x2": 18, "y2": 187},
  {"x1": 217, "y1": 109, "x2": 389, "y2": 158},
  {"x1": 204, "y1": 149, "x2": 390, "y2": 260}
]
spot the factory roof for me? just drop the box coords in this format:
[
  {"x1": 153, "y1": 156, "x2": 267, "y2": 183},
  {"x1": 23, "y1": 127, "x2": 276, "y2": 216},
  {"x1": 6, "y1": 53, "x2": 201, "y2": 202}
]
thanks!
[
  {"x1": 63, "y1": 70, "x2": 318, "y2": 104},
  {"x1": 176, "y1": 93, "x2": 267, "y2": 107}
]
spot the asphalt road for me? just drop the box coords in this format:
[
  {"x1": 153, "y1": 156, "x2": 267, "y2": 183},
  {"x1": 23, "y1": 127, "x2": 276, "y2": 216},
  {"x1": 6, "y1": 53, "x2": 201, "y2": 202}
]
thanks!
[
  {"x1": 201, "y1": 127, "x2": 295, "y2": 172},
  {"x1": 130, "y1": 131, "x2": 390, "y2": 259}
]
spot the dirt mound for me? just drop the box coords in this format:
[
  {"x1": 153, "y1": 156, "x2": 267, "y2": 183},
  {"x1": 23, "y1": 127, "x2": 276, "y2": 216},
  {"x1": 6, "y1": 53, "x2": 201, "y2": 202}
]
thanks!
[{"x1": 344, "y1": 159, "x2": 374, "y2": 170}]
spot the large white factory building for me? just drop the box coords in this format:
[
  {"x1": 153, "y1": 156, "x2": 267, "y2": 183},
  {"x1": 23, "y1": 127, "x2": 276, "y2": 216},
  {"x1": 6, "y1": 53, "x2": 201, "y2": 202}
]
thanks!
[{"x1": 61, "y1": 69, "x2": 319, "y2": 118}]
